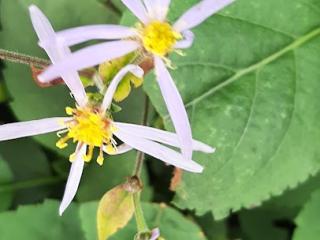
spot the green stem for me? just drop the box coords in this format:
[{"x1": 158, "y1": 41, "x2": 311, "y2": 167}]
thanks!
[
  {"x1": 133, "y1": 192, "x2": 149, "y2": 233},
  {"x1": 132, "y1": 94, "x2": 150, "y2": 234},
  {"x1": 0, "y1": 176, "x2": 64, "y2": 193},
  {"x1": 0, "y1": 49, "x2": 50, "y2": 68}
]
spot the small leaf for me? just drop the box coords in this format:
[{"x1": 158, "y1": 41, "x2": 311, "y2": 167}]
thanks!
[{"x1": 97, "y1": 183, "x2": 135, "y2": 240}]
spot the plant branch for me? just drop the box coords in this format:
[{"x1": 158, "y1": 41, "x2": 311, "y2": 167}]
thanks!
[{"x1": 0, "y1": 49, "x2": 50, "y2": 68}]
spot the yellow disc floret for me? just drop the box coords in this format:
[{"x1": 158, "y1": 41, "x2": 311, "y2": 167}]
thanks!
[
  {"x1": 141, "y1": 21, "x2": 182, "y2": 56},
  {"x1": 56, "y1": 106, "x2": 116, "y2": 165}
]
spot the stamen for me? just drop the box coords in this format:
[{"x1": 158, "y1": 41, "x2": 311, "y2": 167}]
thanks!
[
  {"x1": 97, "y1": 147, "x2": 104, "y2": 166},
  {"x1": 56, "y1": 135, "x2": 71, "y2": 149},
  {"x1": 84, "y1": 145, "x2": 94, "y2": 162}
]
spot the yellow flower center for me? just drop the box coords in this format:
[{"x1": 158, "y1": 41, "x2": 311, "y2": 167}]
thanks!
[
  {"x1": 141, "y1": 21, "x2": 182, "y2": 56},
  {"x1": 56, "y1": 106, "x2": 116, "y2": 165}
]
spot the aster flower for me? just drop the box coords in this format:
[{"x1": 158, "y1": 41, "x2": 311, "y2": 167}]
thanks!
[
  {"x1": 0, "y1": 5, "x2": 215, "y2": 215},
  {"x1": 36, "y1": 0, "x2": 233, "y2": 161}
]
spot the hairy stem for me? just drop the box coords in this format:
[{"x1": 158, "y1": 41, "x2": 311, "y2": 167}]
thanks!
[{"x1": 0, "y1": 49, "x2": 50, "y2": 68}]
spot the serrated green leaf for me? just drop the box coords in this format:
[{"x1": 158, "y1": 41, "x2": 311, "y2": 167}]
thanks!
[
  {"x1": 0, "y1": 200, "x2": 85, "y2": 240},
  {"x1": 0, "y1": 154, "x2": 14, "y2": 211},
  {"x1": 80, "y1": 202, "x2": 206, "y2": 240},
  {"x1": 0, "y1": 0, "x2": 118, "y2": 156},
  {"x1": 138, "y1": 0, "x2": 320, "y2": 219},
  {"x1": 293, "y1": 188, "x2": 320, "y2": 240}
]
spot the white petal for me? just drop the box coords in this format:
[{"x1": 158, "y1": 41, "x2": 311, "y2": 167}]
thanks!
[
  {"x1": 29, "y1": 5, "x2": 87, "y2": 106},
  {"x1": 56, "y1": 25, "x2": 137, "y2": 46},
  {"x1": 114, "y1": 122, "x2": 215, "y2": 153},
  {"x1": 0, "y1": 117, "x2": 69, "y2": 141},
  {"x1": 114, "y1": 127, "x2": 203, "y2": 173},
  {"x1": 143, "y1": 0, "x2": 171, "y2": 21},
  {"x1": 59, "y1": 144, "x2": 86, "y2": 215},
  {"x1": 103, "y1": 143, "x2": 133, "y2": 155},
  {"x1": 101, "y1": 65, "x2": 144, "y2": 111},
  {"x1": 29, "y1": 5, "x2": 55, "y2": 43},
  {"x1": 173, "y1": 0, "x2": 235, "y2": 32},
  {"x1": 174, "y1": 30, "x2": 194, "y2": 49},
  {"x1": 154, "y1": 56, "x2": 193, "y2": 160},
  {"x1": 39, "y1": 40, "x2": 139, "y2": 81},
  {"x1": 121, "y1": 0, "x2": 149, "y2": 24}
]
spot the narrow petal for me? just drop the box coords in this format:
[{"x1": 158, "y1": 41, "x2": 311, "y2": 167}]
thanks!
[
  {"x1": 174, "y1": 30, "x2": 194, "y2": 49},
  {"x1": 154, "y1": 56, "x2": 193, "y2": 160},
  {"x1": 39, "y1": 40, "x2": 139, "y2": 81},
  {"x1": 56, "y1": 25, "x2": 137, "y2": 46},
  {"x1": 59, "y1": 144, "x2": 86, "y2": 215},
  {"x1": 101, "y1": 65, "x2": 144, "y2": 111},
  {"x1": 103, "y1": 143, "x2": 133, "y2": 155},
  {"x1": 143, "y1": 0, "x2": 171, "y2": 21},
  {"x1": 114, "y1": 127, "x2": 203, "y2": 173},
  {"x1": 114, "y1": 122, "x2": 215, "y2": 153},
  {"x1": 173, "y1": 0, "x2": 235, "y2": 32},
  {"x1": 121, "y1": 0, "x2": 149, "y2": 24},
  {"x1": 0, "y1": 117, "x2": 69, "y2": 141},
  {"x1": 29, "y1": 5, "x2": 87, "y2": 106},
  {"x1": 29, "y1": 5, "x2": 55, "y2": 42}
]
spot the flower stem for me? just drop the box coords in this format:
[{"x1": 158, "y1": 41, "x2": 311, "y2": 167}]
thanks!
[
  {"x1": 0, "y1": 49, "x2": 50, "y2": 68},
  {"x1": 132, "y1": 94, "x2": 150, "y2": 234}
]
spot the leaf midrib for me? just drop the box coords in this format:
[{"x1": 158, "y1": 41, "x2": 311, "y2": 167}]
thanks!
[{"x1": 183, "y1": 27, "x2": 320, "y2": 109}]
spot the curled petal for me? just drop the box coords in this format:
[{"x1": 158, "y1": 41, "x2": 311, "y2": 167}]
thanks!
[
  {"x1": 56, "y1": 25, "x2": 137, "y2": 46},
  {"x1": 173, "y1": 0, "x2": 235, "y2": 32},
  {"x1": 114, "y1": 122, "x2": 215, "y2": 153},
  {"x1": 39, "y1": 40, "x2": 139, "y2": 81},
  {"x1": 114, "y1": 127, "x2": 203, "y2": 173},
  {"x1": 101, "y1": 65, "x2": 144, "y2": 111},
  {"x1": 0, "y1": 117, "x2": 70, "y2": 141},
  {"x1": 154, "y1": 56, "x2": 193, "y2": 160},
  {"x1": 174, "y1": 30, "x2": 194, "y2": 49},
  {"x1": 121, "y1": 0, "x2": 149, "y2": 24},
  {"x1": 59, "y1": 144, "x2": 86, "y2": 215},
  {"x1": 103, "y1": 143, "x2": 133, "y2": 155}
]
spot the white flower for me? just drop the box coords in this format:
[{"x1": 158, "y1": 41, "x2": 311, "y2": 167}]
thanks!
[
  {"x1": 35, "y1": 0, "x2": 233, "y2": 161},
  {"x1": 0, "y1": 5, "x2": 215, "y2": 216}
]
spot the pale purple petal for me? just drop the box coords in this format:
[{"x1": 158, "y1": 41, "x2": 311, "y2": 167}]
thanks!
[
  {"x1": 121, "y1": 0, "x2": 149, "y2": 24},
  {"x1": 150, "y1": 228, "x2": 160, "y2": 240},
  {"x1": 154, "y1": 56, "x2": 193, "y2": 160},
  {"x1": 174, "y1": 30, "x2": 194, "y2": 49},
  {"x1": 114, "y1": 122, "x2": 215, "y2": 153},
  {"x1": 103, "y1": 143, "x2": 133, "y2": 155},
  {"x1": 29, "y1": 5, "x2": 87, "y2": 106},
  {"x1": 29, "y1": 5, "x2": 55, "y2": 43},
  {"x1": 114, "y1": 127, "x2": 203, "y2": 173},
  {"x1": 59, "y1": 144, "x2": 86, "y2": 215},
  {"x1": 56, "y1": 25, "x2": 137, "y2": 46},
  {"x1": 143, "y1": 0, "x2": 171, "y2": 21},
  {"x1": 173, "y1": 0, "x2": 235, "y2": 32},
  {"x1": 39, "y1": 40, "x2": 139, "y2": 81},
  {"x1": 101, "y1": 65, "x2": 144, "y2": 111},
  {"x1": 0, "y1": 117, "x2": 69, "y2": 141}
]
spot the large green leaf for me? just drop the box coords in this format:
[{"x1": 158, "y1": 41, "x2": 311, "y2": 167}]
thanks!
[
  {"x1": 293, "y1": 188, "x2": 320, "y2": 240},
  {"x1": 0, "y1": 200, "x2": 85, "y2": 240},
  {"x1": 0, "y1": 0, "x2": 119, "y2": 155},
  {"x1": 142, "y1": 0, "x2": 320, "y2": 219},
  {"x1": 80, "y1": 201, "x2": 206, "y2": 240},
  {"x1": 0, "y1": 139, "x2": 53, "y2": 205},
  {"x1": 0, "y1": 154, "x2": 14, "y2": 211}
]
